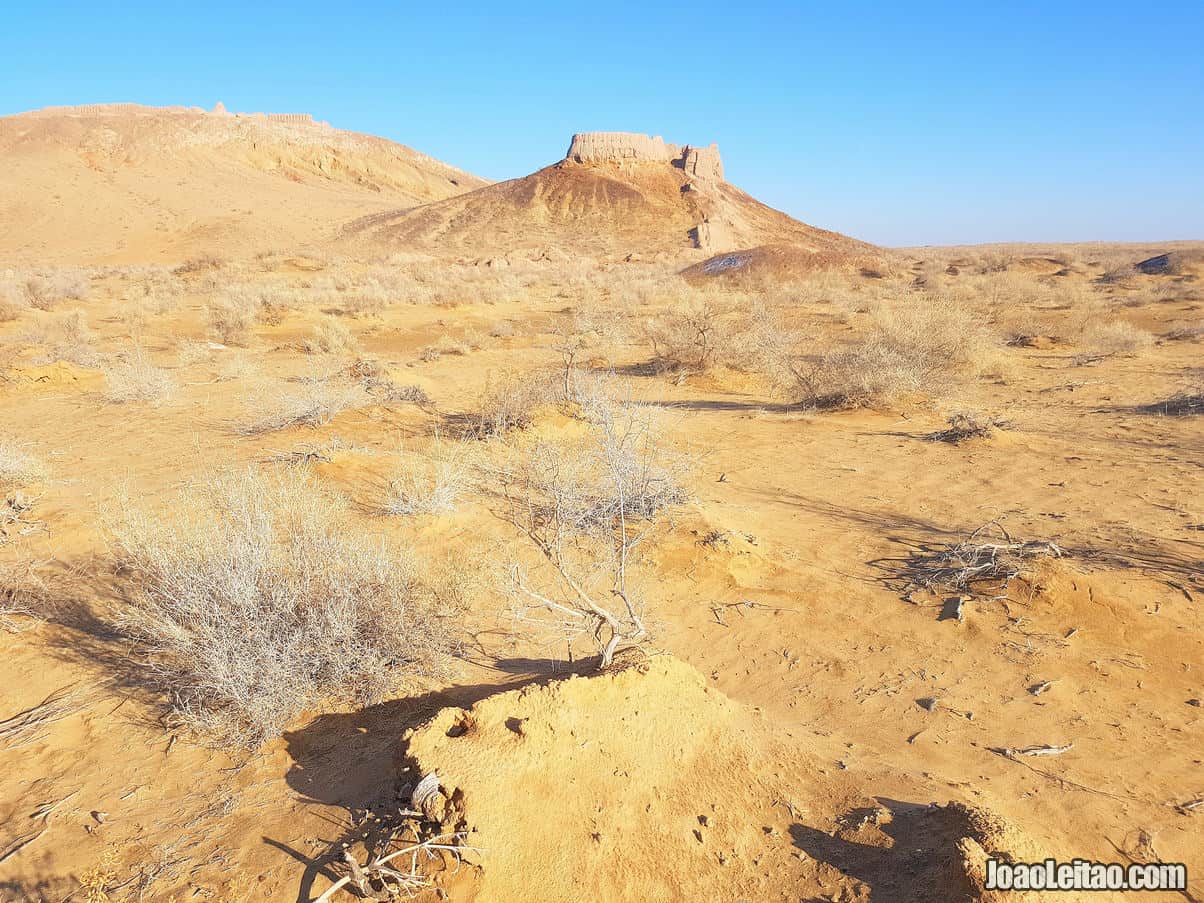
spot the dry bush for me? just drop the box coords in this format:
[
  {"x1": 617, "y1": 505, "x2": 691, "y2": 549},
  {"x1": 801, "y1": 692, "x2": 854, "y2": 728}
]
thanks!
[
  {"x1": 381, "y1": 439, "x2": 470, "y2": 516},
  {"x1": 0, "y1": 281, "x2": 28, "y2": 322},
  {"x1": 418, "y1": 336, "x2": 471, "y2": 362},
  {"x1": 102, "y1": 349, "x2": 176, "y2": 406},
  {"x1": 0, "y1": 440, "x2": 48, "y2": 491},
  {"x1": 350, "y1": 359, "x2": 433, "y2": 406},
  {"x1": 488, "y1": 320, "x2": 516, "y2": 338},
  {"x1": 24, "y1": 270, "x2": 89, "y2": 310},
  {"x1": 491, "y1": 389, "x2": 688, "y2": 666},
  {"x1": 107, "y1": 468, "x2": 453, "y2": 745},
  {"x1": 306, "y1": 318, "x2": 360, "y2": 355},
  {"x1": 898, "y1": 521, "x2": 1063, "y2": 604},
  {"x1": 1080, "y1": 320, "x2": 1155, "y2": 355},
  {"x1": 205, "y1": 296, "x2": 255, "y2": 346},
  {"x1": 28, "y1": 310, "x2": 102, "y2": 367},
  {"x1": 643, "y1": 296, "x2": 735, "y2": 372},
  {"x1": 0, "y1": 560, "x2": 48, "y2": 633},
  {"x1": 173, "y1": 254, "x2": 223, "y2": 275},
  {"x1": 0, "y1": 440, "x2": 48, "y2": 547},
  {"x1": 238, "y1": 377, "x2": 368, "y2": 435},
  {"x1": 464, "y1": 370, "x2": 561, "y2": 438},
  {"x1": 791, "y1": 295, "x2": 1005, "y2": 409},
  {"x1": 925, "y1": 412, "x2": 1008, "y2": 444}
]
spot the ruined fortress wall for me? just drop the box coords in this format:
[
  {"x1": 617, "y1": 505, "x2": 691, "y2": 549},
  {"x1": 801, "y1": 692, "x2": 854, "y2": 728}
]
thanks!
[
  {"x1": 21, "y1": 103, "x2": 182, "y2": 118},
  {"x1": 565, "y1": 132, "x2": 723, "y2": 180},
  {"x1": 681, "y1": 144, "x2": 723, "y2": 181},
  {"x1": 566, "y1": 132, "x2": 679, "y2": 163},
  {"x1": 264, "y1": 113, "x2": 316, "y2": 125}
]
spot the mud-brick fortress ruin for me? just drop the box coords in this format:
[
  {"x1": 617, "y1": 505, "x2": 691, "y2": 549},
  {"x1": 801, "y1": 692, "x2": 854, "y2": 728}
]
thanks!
[{"x1": 565, "y1": 131, "x2": 724, "y2": 181}]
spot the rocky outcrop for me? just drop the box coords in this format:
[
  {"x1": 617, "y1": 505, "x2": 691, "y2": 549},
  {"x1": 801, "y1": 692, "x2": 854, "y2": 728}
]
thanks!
[
  {"x1": 565, "y1": 131, "x2": 723, "y2": 180},
  {"x1": 680, "y1": 143, "x2": 723, "y2": 180}
]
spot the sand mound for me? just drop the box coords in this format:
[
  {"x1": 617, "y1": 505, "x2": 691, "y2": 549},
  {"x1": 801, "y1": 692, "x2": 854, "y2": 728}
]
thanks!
[
  {"x1": 682, "y1": 240, "x2": 888, "y2": 283},
  {"x1": 398, "y1": 656, "x2": 1055, "y2": 902},
  {"x1": 0, "y1": 104, "x2": 487, "y2": 264},
  {"x1": 1009, "y1": 256, "x2": 1071, "y2": 275},
  {"x1": 1134, "y1": 250, "x2": 1204, "y2": 276},
  {"x1": 346, "y1": 133, "x2": 872, "y2": 262}
]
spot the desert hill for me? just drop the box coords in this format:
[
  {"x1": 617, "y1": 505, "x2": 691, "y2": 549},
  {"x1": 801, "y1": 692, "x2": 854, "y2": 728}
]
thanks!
[
  {"x1": 345, "y1": 131, "x2": 874, "y2": 262},
  {"x1": 0, "y1": 103, "x2": 487, "y2": 265}
]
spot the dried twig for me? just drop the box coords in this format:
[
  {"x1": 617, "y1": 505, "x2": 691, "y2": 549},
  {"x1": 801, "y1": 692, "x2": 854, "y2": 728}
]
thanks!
[
  {"x1": 992, "y1": 743, "x2": 1074, "y2": 757},
  {"x1": 900, "y1": 521, "x2": 1063, "y2": 603},
  {"x1": 312, "y1": 832, "x2": 477, "y2": 902},
  {"x1": 0, "y1": 684, "x2": 90, "y2": 749}
]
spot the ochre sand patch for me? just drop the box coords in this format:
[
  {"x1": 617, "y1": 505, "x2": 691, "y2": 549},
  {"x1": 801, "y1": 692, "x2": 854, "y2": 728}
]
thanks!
[{"x1": 400, "y1": 655, "x2": 1073, "y2": 903}]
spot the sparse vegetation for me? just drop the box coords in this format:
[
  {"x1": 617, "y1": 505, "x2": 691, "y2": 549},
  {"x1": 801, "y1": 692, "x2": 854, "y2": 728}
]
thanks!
[
  {"x1": 23, "y1": 270, "x2": 89, "y2": 310},
  {"x1": 108, "y1": 468, "x2": 454, "y2": 745},
  {"x1": 1080, "y1": 320, "x2": 1155, "y2": 355},
  {"x1": 238, "y1": 377, "x2": 368, "y2": 434},
  {"x1": 925, "y1": 412, "x2": 1008, "y2": 444},
  {"x1": 102, "y1": 349, "x2": 176, "y2": 405},
  {"x1": 306, "y1": 318, "x2": 360, "y2": 355},
  {"x1": 491, "y1": 385, "x2": 687, "y2": 666},
  {"x1": 205, "y1": 295, "x2": 256, "y2": 345},
  {"x1": 380, "y1": 440, "x2": 470, "y2": 516},
  {"x1": 898, "y1": 521, "x2": 1064, "y2": 603},
  {"x1": 789, "y1": 296, "x2": 1004, "y2": 409}
]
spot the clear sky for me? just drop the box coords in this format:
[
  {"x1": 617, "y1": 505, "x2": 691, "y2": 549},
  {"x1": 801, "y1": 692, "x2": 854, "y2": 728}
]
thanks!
[{"x1": 4, "y1": 1, "x2": 1201, "y2": 246}]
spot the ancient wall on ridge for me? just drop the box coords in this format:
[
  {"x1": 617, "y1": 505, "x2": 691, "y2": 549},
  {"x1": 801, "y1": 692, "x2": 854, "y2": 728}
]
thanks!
[
  {"x1": 565, "y1": 131, "x2": 723, "y2": 180},
  {"x1": 566, "y1": 132, "x2": 678, "y2": 163},
  {"x1": 681, "y1": 144, "x2": 723, "y2": 181}
]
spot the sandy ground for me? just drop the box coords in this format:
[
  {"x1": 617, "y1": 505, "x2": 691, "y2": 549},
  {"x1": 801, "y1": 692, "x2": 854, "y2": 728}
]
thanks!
[
  {"x1": 0, "y1": 245, "x2": 1199, "y2": 902},
  {"x1": 0, "y1": 107, "x2": 1200, "y2": 903}
]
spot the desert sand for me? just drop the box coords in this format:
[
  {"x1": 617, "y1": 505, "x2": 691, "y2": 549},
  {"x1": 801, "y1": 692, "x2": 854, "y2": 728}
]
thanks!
[{"x1": 0, "y1": 107, "x2": 1200, "y2": 902}]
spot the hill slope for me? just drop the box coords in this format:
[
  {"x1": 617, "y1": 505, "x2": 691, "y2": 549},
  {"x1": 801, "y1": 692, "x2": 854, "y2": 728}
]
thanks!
[
  {"x1": 345, "y1": 131, "x2": 873, "y2": 262},
  {"x1": 0, "y1": 103, "x2": 487, "y2": 265}
]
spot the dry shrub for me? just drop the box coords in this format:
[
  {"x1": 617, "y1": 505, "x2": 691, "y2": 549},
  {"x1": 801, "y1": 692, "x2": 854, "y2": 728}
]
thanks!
[
  {"x1": 492, "y1": 387, "x2": 688, "y2": 665},
  {"x1": 306, "y1": 318, "x2": 360, "y2": 355},
  {"x1": 381, "y1": 439, "x2": 470, "y2": 516},
  {"x1": 899, "y1": 521, "x2": 1063, "y2": 603},
  {"x1": 793, "y1": 296, "x2": 1004, "y2": 408},
  {"x1": 0, "y1": 440, "x2": 48, "y2": 491},
  {"x1": 24, "y1": 270, "x2": 89, "y2": 310},
  {"x1": 108, "y1": 468, "x2": 453, "y2": 745},
  {"x1": 238, "y1": 377, "x2": 368, "y2": 434},
  {"x1": 173, "y1": 254, "x2": 223, "y2": 275},
  {"x1": 488, "y1": 320, "x2": 516, "y2": 338},
  {"x1": 0, "y1": 560, "x2": 48, "y2": 633},
  {"x1": 418, "y1": 336, "x2": 471, "y2": 362},
  {"x1": 465, "y1": 370, "x2": 561, "y2": 438},
  {"x1": 205, "y1": 296, "x2": 255, "y2": 346},
  {"x1": 643, "y1": 296, "x2": 736, "y2": 372},
  {"x1": 28, "y1": 310, "x2": 101, "y2": 367},
  {"x1": 0, "y1": 281, "x2": 28, "y2": 322},
  {"x1": 350, "y1": 359, "x2": 432, "y2": 406},
  {"x1": 102, "y1": 349, "x2": 176, "y2": 406},
  {"x1": 1080, "y1": 320, "x2": 1155, "y2": 355},
  {"x1": 925, "y1": 412, "x2": 1008, "y2": 444},
  {"x1": 0, "y1": 440, "x2": 47, "y2": 548}
]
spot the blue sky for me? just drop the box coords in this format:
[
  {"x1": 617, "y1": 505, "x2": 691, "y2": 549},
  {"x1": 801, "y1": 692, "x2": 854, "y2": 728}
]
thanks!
[{"x1": 4, "y1": 1, "x2": 1201, "y2": 246}]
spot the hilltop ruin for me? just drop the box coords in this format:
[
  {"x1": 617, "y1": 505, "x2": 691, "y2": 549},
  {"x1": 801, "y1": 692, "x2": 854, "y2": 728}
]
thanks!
[{"x1": 566, "y1": 131, "x2": 724, "y2": 181}]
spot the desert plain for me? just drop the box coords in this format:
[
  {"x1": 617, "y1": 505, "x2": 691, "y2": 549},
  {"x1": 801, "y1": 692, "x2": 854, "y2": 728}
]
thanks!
[{"x1": 0, "y1": 104, "x2": 1201, "y2": 902}]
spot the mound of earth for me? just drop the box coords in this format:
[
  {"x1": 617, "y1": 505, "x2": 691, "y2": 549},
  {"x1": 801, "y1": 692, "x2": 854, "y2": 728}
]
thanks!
[
  {"x1": 682, "y1": 241, "x2": 888, "y2": 283},
  {"x1": 396, "y1": 656, "x2": 1060, "y2": 902},
  {"x1": 0, "y1": 104, "x2": 487, "y2": 265},
  {"x1": 1134, "y1": 250, "x2": 1204, "y2": 276},
  {"x1": 345, "y1": 132, "x2": 873, "y2": 263},
  {"x1": 1009, "y1": 256, "x2": 1071, "y2": 276}
]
